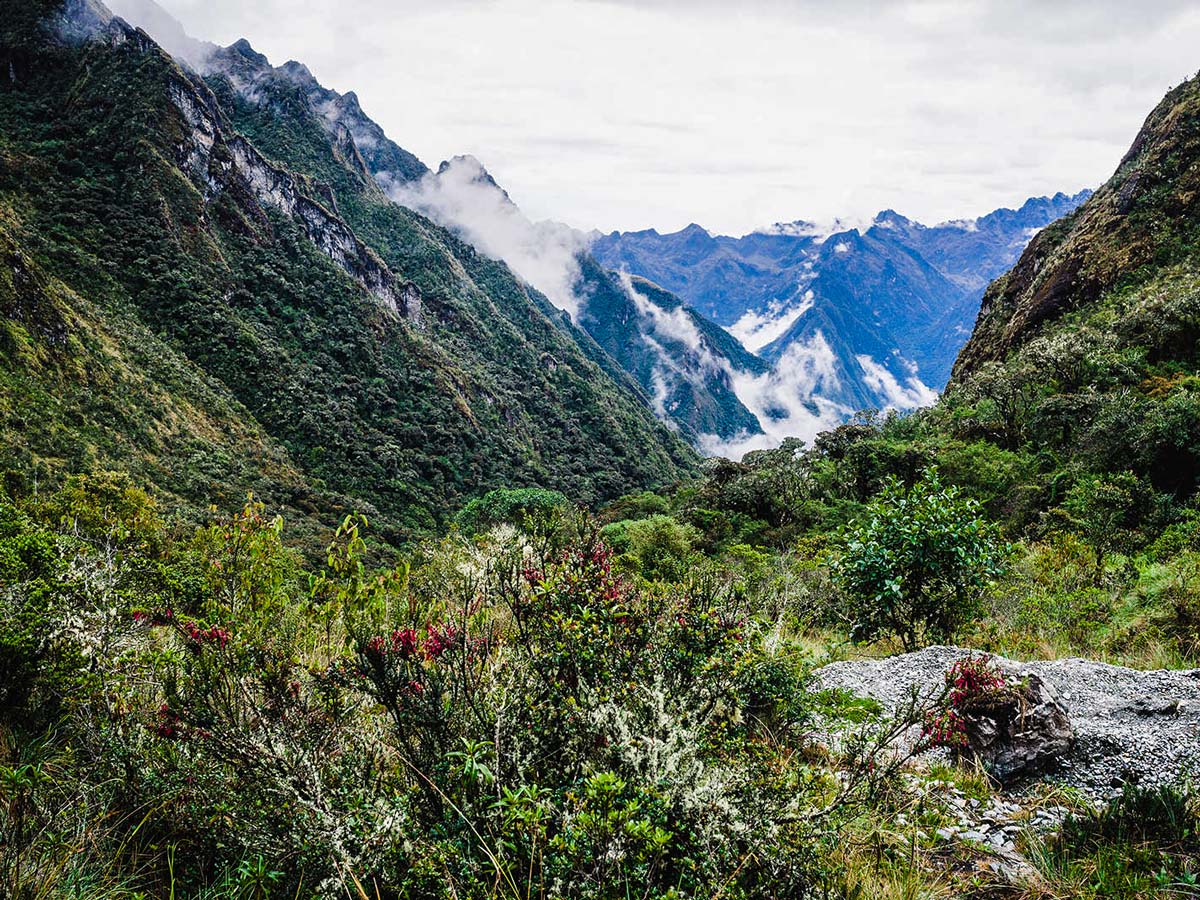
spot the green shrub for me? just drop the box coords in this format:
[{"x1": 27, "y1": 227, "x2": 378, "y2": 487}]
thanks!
[
  {"x1": 618, "y1": 514, "x2": 700, "y2": 582},
  {"x1": 454, "y1": 486, "x2": 571, "y2": 536},
  {"x1": 834, "y1": 470, "x2": 1006, "y2": 650}
]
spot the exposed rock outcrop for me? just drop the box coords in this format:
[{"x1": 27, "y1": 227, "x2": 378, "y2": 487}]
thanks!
[
  {"x1": 957, "y1": 670, "x2": 1074, "y2": 783},
  {"x1": 816, "y1": 646, "x2": 1200, "y2": 799},
  {"x1": 99, "y1": 15, "x2": 422, "y2": 322}
]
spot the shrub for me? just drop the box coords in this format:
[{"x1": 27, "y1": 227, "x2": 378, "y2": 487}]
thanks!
[
  {"x1": 834, "y1": 470, "x2": 1006, "y2": 650},
  {"x1": 454, "y1": 487, "x2": 571, "y2": 536},
  {"x1": 921, "y1": 655, "x2": 1007, "y2": 749},
  {"x1": 618, "y1": 514, "x2": 700, "y2": 582},
  {"x1": 1061, "y1": 471, "x2": 1155, "y2": 579}
]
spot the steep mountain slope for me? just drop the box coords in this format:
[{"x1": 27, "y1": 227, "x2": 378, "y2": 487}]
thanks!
[
  {"x1": 592, "y1": 193, "x2": 1090, "y2": 417},
  {"x1": 936, "y1": 72, "x2": 1200, "y2": 501},
  {"x1": 0, "y1": 0, "x2": 698, "y2": 546},
  {"x1": 375, "y1": 152, "x2": 767, "y2": 443},
  {"x1": 117, "y1": 0, "x2": 765, "y2": 446},
  {"x1": 952, "y1": 78, "x2": 1200, "y2": 382},
  {"x1": 577, "y1": 264, "x2": 768, "y2": 443}
]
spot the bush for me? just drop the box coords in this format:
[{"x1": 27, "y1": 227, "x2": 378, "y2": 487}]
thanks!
[
  {"x1": 834, "y1": 470, "x2": 1006, "y2": 650},
  {"x1": 454, "y1": 487, "x2": 571, "y2": 536},
  {"x1": 617, "y1": 514, "x2": 700, "y2": 582}
]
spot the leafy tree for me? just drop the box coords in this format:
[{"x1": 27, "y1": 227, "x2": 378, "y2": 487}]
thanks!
[
  {"x1": 1061, "y1": 472, "x2": 1152, "y2": 579},
  {"x1": 834, "y1": 470, "x2": 1005, "y2": 651}
]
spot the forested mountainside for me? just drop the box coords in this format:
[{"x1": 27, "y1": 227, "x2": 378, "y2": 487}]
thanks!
[
  {"x1": 386, "y1": 153, "x2": 769, "y2": 443},
  {"x1": 592, "y1": 192, "x2": 1090, "y2": 414},
  {"x1": 0, "y1": 0, "x2": 697, "y2": 548}
]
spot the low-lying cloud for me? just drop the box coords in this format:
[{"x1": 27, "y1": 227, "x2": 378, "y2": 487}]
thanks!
[
  {"x1": 383, "y1": 156, "x2": 590, "y2": 320},
  {"x1": 856, "y1": 354, "x2": 938, "y2": 410},
  {"x1": 697, "y1": 332, "x2": 852, "y2": 458}
]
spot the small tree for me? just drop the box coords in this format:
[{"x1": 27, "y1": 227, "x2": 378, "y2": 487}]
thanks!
[
  {"x1": 834, "y1": 471, "x2": 1005, "y2": 651},
  {"x1": 1061, "y1": 472, "x2": 1147, "y2": 581}
]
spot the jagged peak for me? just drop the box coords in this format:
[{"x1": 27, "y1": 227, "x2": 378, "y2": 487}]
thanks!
[
  {"x1": 436, "y1": 155, "x2": 510, "y2": 199},
  {"x1": 227, "y1": 37, "x2": 269, "y2": 67},
  {"x1": 279, "y1": 59, "x2": 318, "y2": 88}
]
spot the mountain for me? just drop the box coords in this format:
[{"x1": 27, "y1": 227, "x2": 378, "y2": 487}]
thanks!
[
  {"x1": 0, "y1": 0, "x2": 698, "y2": 548},
  {"x1": 938, "y1": 71, "x2": 1200, "y2": 500},
  {"x1": 591, "y1": 192, "x2": 1091, "y2": 437},
  {"x1": 952, "y1": 80, "x2": 1200, "y2": 383},
  {"x1": 381, "y1": 153, "x2": 767, "y2": 444}
]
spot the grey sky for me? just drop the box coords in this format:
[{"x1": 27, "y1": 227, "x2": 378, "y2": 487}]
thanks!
[{"x1": 141, "y1": 0, "x2": 1200, "y2": 235}]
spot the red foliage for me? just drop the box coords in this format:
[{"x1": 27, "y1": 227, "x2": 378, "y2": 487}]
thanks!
[{"x1": 922, "y1": 655, "x2": 1006, "y2": 749}]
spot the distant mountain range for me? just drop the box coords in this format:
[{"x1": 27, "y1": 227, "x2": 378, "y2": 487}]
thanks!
[
  {"x1": 591, "y1": 192, "x2": 1091, "y2": 452},
  {"x1": 389, "y1": 152, "x2": 1090, "y2": 454}
]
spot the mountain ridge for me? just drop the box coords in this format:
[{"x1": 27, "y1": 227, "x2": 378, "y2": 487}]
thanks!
[{"x1": 0, "y1": 0, "x2": 699, "y2": 549}]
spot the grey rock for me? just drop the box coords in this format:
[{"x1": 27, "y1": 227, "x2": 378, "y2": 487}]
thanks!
[
  {"x1": 960, "y1": 672, "x2": 1074, "y2": 783},
  {"x1": 814, "y1": 646, "x2": 1200, "y2": 800}
]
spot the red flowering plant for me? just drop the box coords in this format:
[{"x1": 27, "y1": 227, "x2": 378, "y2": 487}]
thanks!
[{"x1": 921, "y1": 654, "x2": 1009, "y2": 750}]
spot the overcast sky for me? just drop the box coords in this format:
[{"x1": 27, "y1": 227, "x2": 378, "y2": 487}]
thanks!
[{"x1": 143, "y1": 0, "x2": 1200, "y2": 235}]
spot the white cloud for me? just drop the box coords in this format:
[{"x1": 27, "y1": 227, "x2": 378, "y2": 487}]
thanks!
[
  {"x1": 726, "y1": 288, "x2": 814, "y2": 353},
  {"x1": 148, "y1": 0, "x2": 1200, "y2": 235},
  {"x1": 383, "y1": 155, "x2": 590, "y2": 319},
  {"x1": 699, "y1": 332, "x2": 852, "y2": 459},
  {"x1": 855, "y1": 354, "x2": 939, "y2": 409}
]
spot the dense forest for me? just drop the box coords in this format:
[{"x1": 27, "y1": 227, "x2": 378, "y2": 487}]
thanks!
[{"x1": 2, "y1": 1, "x2": 1200, "y2": 899}]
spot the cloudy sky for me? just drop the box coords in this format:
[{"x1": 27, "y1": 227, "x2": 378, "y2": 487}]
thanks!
[{"x1": 133, "y1": 0, "x2": 1200, "y2": 235}]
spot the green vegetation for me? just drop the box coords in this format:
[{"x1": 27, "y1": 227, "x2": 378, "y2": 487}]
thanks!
[
  {"x1": 1032, "y1": 786, "x2": 1200, "y2": 897},
  {"x1": 3, "y1": 3, "x2": 1200, "y2": 899},
  {"x1": 0, "y1": 5, "x2": 696, "y2": 556},
  {"x1": 0, "y1": 475, "x2": 898, "y2": 899},
  {"x1": 834, "y1": 471, "x2": 1005, "y2": 650}
]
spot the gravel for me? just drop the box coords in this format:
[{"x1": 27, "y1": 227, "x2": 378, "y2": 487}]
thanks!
[{"x1": 814, "y1": 645, "x2": 1200, "y2": 800}]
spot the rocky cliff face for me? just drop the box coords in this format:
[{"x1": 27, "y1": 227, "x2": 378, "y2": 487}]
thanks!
[
  {"x1": 118, "y1": 23, "x2": 421, "y2": 323},
  {"x1": 204, "y1": 40, "x2": 429, "y2": 189},
  {"x1": 951, "y1": 75, "x2": 1200, "y2": 382}
]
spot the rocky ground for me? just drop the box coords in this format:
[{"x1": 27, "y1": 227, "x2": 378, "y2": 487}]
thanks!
[{"x1": 815, "y1": 646, "x2": 1200, "y2": 800}]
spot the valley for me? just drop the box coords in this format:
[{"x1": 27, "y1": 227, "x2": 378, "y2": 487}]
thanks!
[{"x1": 1, "y1": 2, "x2": 1199, "y2": 899}]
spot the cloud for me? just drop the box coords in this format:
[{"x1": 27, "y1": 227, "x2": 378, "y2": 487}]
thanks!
[
  {"x1": 149, "y1": 0, "x2": 1200, "y2": 234},
  {"x1": 105, "y1": 0, "x2": 215, "y2": 68},
  {"x1": 726, "y1": 289, "x2": 813, "y2": 353},
  {"x1": 383, "y1": 156, "x2": 590, "y2": 319},
  {"x1": 698, "y1": 332, "x2": 852, "y2": 459},
  {"x1": 619, "y1": 272, "x2": 723, "y2": 370},
  {"x1": 855, "y1": 354, "x2": 939, "y2": 410}
]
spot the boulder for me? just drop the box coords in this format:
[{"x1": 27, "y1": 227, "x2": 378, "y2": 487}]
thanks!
[
  {"x1": 814, "y1": 646, "x2": 1200, "y2": 799},
  {"x1": 958, "y1": 670, "x2": 1074, "y2": 783}
]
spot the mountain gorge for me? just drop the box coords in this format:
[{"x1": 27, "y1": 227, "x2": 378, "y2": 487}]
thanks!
[{"x1": 4, "y1": 2, "x2": 1200, "y2": 898}]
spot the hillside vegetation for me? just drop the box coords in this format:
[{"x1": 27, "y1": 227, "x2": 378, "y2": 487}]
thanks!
[
  {"x1": 0, "y1": 0, "x2": 696, "y2": 552},
  {"x1": 1, "y1": 3, "x2": 1199, "y2": 899}
]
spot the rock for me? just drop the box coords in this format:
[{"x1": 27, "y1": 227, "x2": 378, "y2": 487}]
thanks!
[
  {"x1": 959, "y1": 672, "x2": 1074, "y2": 784},
  {"x1": 813, "y1": 646, "x2": 1200, "y2": 800},
  {"x1": 1128, "y1": 696, "x2": 1181, "y2": 716}
]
